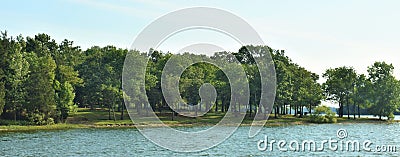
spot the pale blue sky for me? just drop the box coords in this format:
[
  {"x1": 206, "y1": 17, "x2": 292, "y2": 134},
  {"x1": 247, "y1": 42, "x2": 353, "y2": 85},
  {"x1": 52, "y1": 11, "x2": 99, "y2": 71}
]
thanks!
[{"x1": 2, "y1": 0, "x2": 400, "y2": 82}]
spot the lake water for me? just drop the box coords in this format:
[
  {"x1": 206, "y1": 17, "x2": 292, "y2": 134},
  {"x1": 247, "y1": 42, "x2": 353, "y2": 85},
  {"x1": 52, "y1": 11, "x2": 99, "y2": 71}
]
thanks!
[{"x1": 1, "y1": 123, "x2": 400, "y2": 156}]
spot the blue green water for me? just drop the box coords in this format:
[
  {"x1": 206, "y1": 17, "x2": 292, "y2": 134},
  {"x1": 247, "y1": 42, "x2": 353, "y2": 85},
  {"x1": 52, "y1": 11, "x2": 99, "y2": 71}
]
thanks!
[{"x1": 1, "y1": 123, "x2": 399, "y2": 156}]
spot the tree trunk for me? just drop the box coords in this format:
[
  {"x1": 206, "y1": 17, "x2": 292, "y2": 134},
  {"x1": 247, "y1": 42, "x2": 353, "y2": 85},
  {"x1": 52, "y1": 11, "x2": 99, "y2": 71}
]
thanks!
[
  {"x1": 120, "y1": 102, "x2": 124, "y2": 120},
  {"x1": 277, "y1": 106, "x2": 280, "y2": 118},
  {"x1": 108, "y1": 104, "x2": 111, "y2": 120},
  {"x1": 112, "y1": 104, "x2": 116, "y2": 121},
  {"x1": 215, "y1": 101, "x2": 218, "y2": 113},
  {"x1": 90, "y1": 103, "x2": 94, "y2": 111},
  {"x1": 237, "y1": 97, "x2": 240, "y2": 113},
  {"x1": 277, "y1": 106, "x2": 281, "y2": 118},
  {"x1": 221, "y1": 99, "x2": 225, "y2": 112},
  {"x1": 339, "y1": 102, "x2": 343, "y2": 118},
  {"x1": 357, "y1": 104, "x2": 360, "y2": 118},
  {"x1": 195, "y1": 104, "x2": 198, "y2": 117},
  {"x1": 249, "y1": 103, "x2": 252, "y2": 117},
  {"x1": 171, "y1": 110, "x2": 174, "y2": 121},
  {"x1": 14, "y1": 109, "x2": 17, "y2": 121},
  {"x1": 353, "y1": 103, "x2": 356, "y2": 119},
  {"x1": 347, "y1": 99, "x2": 350, "y2": 119},
  {"x1": 299, "y1": 106, "x2": 303, "y2": 118}
]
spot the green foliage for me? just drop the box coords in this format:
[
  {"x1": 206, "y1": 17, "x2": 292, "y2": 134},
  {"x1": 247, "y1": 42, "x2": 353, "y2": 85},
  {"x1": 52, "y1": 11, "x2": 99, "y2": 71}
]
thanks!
[
  {"x1": 367, "y1": 62, "x2": 400, "y2": 120},
  {"x1": 323, "y1": 67, "x2": 357, "y2": 118},
  {"x1": 1, "y1": 30, "x2": 400, "y2": 126},
  {"x1": 27, "y1": 112, "x2": 55, "y2": 125},
  {"x1": 309, "y1": 105, "x2": 337, "y2": 123},
  {"x1": 0, "y1": 31, "x2": 83, "y2": 124},
  {"x1": 55, "y1": 82, "x2": 76, "y2": 122},
  {"x1": 25, "y1": 53, "x2": 57, "y2": 122},
  {"x1": 0, "y1": 81, "x2": 5, "y2": 116}
]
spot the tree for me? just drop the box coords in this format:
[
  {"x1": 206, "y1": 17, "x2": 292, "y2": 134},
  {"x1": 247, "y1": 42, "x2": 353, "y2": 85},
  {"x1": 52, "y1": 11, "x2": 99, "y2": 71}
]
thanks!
[
  {"x1": 367, "y1": 62, "x2": 400, "y2": 120},
  {"x1": 25, "y1": 53, "x2": 57, "y2": 124},
  {"x1": 75, "y1": 46, "x2": 104, "y2": 110},
  {"x1": 272, "y1": 50, "x2": 293, "y2": 118},
  {"x1": 0, "y1": 31, "x2": 8, "y2": 117},
  {"x1": 0, "y1": 32, "x2": 30, "y2": 120},
  {"x1": 350, "y1": 74, "x2": 370, "y2": 118},
  {"x1": 5, "y1": 42, "x2": 29, "y2": 121},
  {"x1": 145, "y1": 50, "x2": 170, "y2": 113},
  {"x1": 53, "y1": 40, "x2": 83, "y2": 122},
  {"x1": 305, "y1": 74, "x2": 324, "y2": 115},
  {"x1": 0, "y1": 72, "x2": 5, "y2": 117},
  {"x1": 323, "y1": 66, "x2": 357, "y2": 118},
  {"x1": 54, "y1": 82, "x2": 76, "y2": 122}
]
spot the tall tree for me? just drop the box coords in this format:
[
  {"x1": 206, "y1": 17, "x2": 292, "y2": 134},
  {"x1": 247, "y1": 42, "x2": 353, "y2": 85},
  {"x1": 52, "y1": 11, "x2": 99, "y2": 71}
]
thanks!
[
  {"x1": 272, "y1": 50, "x2": 293, "y2": 118},
  {"x1": 351, "y1": 74, "x2": 370, "y2": 118},
  {"x1": 323, "y1": 66, "x2": 357, "y2": 118},
  {"x1": 75, "y1": 46, "x2": 104, "y2": 110},
  {"x1": 5, "y1": 41, "x2": 29, "y2": 120},
  {"x1": 367, "y1": 62, "x2": 400, "y2": 120},
  {"x1": 25, "y1": 53, "x2": 57, "y2": 124},
  {"x1": 0, "y1": 71, "x2": 5, "y2": 117},
  {"x1": 54, "y1": 65, "x2": 81, "y2": 122}
]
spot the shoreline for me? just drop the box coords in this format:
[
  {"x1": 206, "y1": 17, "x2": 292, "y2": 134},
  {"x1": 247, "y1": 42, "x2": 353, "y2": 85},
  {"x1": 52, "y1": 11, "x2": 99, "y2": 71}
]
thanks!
[{"x1": 1, "y1": 116, "x2": 398, "y2": 133}]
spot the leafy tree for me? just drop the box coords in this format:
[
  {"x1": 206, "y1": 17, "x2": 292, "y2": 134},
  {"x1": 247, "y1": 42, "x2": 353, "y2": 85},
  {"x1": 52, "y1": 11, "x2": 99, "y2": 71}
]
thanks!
[
  {"x1": 0, "y1": 73, "x2": 5, "y2": 117},
  {"x1": 145, "y1": 50, "x2": 171, "y2": 113},
  {"x1": 272, "y1": 50, "x2": 293, "y2": 117},
  {"x1": 244, "y1": 64, "x2": 261, "y2": 116},
  {"x1": 0, "y1": 32, "x2": 8, "y2": 117},
  {"x1": 290, "y1": 66, "x2": 322, "y2": 117},
  {"x1": 0, "y1": 32, "x2": 30, "y2": 120},
  {"x1": 323, "y1": 66, "x2": 357, "y2": 118},
  {"x1": 5, "y1": 43, "x2": 29, "y2": 120},
  {"x1": 367, "y1": 62, "x2": 400, "y2": 120},
  {"x1": 75, "y1": 46, "x2": 104, "y2": 110},
  {"x1": 25, "y1": 53, "x2": 57, "y2": 124},
  {"x1": 304, "y1": 74, "x2": 324, "y2": 115},
  {"x1": 52, "y1": 40, "x2": 83, "y2": 122},
  {"x1": 350, "y1": 74, "x2": 370, "y2": 118}
]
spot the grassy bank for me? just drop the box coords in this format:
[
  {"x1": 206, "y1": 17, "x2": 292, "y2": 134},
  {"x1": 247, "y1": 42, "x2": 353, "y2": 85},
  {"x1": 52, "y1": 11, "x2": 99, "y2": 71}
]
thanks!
[
  {"x1": 0, "y1": 124, "x2": 86, "y2": 132},
  {"x1": 1, "y1": 108, "x2": 398, "y2": 132}
]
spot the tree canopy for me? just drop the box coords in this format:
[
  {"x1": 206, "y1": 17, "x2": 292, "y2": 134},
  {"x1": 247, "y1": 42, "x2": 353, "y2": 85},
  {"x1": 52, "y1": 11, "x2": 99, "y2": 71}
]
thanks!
[{"x1": 1, "y1": 31, "x2": 400, "y2": 124}]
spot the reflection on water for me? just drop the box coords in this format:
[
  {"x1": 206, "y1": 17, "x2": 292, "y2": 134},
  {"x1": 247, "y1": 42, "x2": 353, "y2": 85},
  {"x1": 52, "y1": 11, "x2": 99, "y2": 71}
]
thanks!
[{"x1": 1, "y1": 123, "x2": 400, "y2": 156}]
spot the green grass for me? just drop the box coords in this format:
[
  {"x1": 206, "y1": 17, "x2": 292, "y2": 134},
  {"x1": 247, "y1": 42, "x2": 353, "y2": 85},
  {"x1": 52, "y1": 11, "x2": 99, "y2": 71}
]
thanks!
[
  {"x1": 0, "y1": 124, "x2": 85, "y2": 132},
  {"x1": 1, "y1": 108, "x2": 398, "y2": 132}
]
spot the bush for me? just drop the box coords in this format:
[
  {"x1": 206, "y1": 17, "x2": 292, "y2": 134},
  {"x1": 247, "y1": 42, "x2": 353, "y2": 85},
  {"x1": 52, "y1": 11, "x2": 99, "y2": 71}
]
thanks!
[
  {"x1": 27, "y1": 113, "x2": 55, "y2": 125},
  {"x1": 309, "y1": 105, "x2": 337, "y2": 123},
  {"x1": 388, "y1": 113, "x2": 395, "y2": 120}
]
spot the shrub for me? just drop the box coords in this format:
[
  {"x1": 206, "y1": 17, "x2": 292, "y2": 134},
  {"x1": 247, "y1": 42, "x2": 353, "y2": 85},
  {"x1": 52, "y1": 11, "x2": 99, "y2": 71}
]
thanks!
[
  {"x1": 309, "y1": 105, "x2": 337, "y2": 123},
  {"x1": 27, "y1": 112, "x2": 55, "y2": 125}
]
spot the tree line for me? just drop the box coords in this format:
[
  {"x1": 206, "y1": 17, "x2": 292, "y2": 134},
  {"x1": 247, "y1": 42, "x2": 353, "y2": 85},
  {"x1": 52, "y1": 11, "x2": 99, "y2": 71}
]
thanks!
[{"x1": 0, "y1": 32, "x2": 399, "y2": 125}]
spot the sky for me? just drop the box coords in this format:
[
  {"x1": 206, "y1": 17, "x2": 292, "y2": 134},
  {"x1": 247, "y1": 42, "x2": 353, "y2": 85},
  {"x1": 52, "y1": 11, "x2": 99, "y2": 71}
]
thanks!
[{"x1": 2, "y1": 0, "x2": 400, "y2": 107}]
